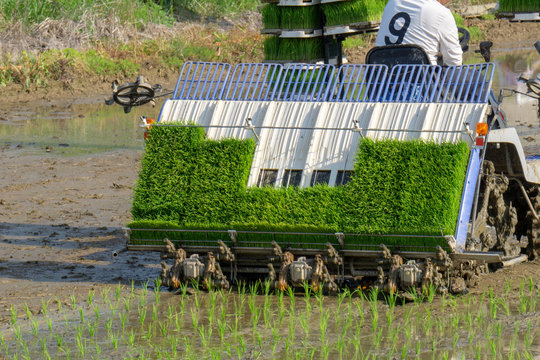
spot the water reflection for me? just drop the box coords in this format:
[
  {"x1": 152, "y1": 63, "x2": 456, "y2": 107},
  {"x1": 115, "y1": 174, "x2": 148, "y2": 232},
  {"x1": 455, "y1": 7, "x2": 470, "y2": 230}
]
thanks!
[{"x1": 0, "y1": 99, "x2": 164, "y2": 156}]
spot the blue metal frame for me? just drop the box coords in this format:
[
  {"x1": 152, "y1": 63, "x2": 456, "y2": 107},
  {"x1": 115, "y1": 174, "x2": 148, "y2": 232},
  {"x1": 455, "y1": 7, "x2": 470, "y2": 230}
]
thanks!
[
  {"x1": 172, "y1": 62, "x2": 231, "y2": 100},
  {"x1": 170, "y1": 62, "x2": 495, "y2": 104},
  {"x1": 274, "y1": 63, "x2": 336, "y2": 102},
  {"x1": 455, "y1": 148, "x2": 481, "y2": 249},
  {"x1": 330, "y1": 64, "x2": 388, "y2": 102},
  {"x1": 224, "y1": 63, "x2": 283, "y2": 101},
  {"x1": 436, "y1": 64, "x2": 495, "y2": 103},
  {"x1": 381, "y1": 65, "x2": 443, "y2": 102}
]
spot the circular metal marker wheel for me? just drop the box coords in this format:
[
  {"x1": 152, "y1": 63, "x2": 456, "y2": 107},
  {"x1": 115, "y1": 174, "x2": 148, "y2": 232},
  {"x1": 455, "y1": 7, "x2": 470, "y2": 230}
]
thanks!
[{"x1": 107, "y1": 76, "x2": 161, "y2": 113}]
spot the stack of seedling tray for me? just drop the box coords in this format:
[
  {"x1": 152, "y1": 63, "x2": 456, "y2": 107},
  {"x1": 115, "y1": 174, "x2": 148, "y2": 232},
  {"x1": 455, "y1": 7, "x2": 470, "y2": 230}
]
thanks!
[
  {"x1": 320, "y1": 0, "x2": 384, "y2": 35},
  {"x1": 496, "y1": 0, "x2": 540, "y2": 21},
  {"x1": 262, "y1": 1, "x2": 325, "y2": 62},
  {"x1": 262, "y1": 0, "x2": 385, "y2": 63}
]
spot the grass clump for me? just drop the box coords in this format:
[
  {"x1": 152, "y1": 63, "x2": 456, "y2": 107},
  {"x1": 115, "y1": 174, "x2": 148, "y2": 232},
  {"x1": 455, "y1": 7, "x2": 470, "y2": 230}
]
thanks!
[
  {"x1": 131, "y1": 127, "x2": 470, "y2": 250},
  {"x1": 322, "y1": 0, "x2": 386, "y2": 26},
  {"x1": 173, "y1": 0, "x2": 260, "y2": 18}
]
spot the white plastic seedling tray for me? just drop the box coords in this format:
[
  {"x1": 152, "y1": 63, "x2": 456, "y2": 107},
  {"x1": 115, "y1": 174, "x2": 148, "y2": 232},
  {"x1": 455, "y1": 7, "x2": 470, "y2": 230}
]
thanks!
[
  {"x1": 261, "y1": 28, "x2": 323, "y2": 37},
  {"x1": 497, "y1": 12, "x2": 540, "y2": 21},
  {"x1": 320, "y1": 0, "x2": 349, "y2": 3},
  {"x1": 280, "y1": 29, "x2": 323, "y2": 38},
  {"x1": 511, "y1": 12, "x2": 540, "y2": 21},
  {"x1": 324, "y1": 21, "x2": 380, "y2": 35}
]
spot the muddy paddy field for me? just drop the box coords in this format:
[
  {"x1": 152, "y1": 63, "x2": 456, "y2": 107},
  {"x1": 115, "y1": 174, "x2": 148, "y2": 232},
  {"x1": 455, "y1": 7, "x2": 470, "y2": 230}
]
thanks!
[{"x1": 0, "y1": 21, "x2": 540, "y2": 359}]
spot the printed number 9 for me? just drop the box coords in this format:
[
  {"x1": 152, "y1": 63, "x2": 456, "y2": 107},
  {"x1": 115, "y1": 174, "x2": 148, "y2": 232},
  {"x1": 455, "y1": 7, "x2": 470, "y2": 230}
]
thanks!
[{"x1": 384, "y1": 12, "x2": 411, "y2": 45}]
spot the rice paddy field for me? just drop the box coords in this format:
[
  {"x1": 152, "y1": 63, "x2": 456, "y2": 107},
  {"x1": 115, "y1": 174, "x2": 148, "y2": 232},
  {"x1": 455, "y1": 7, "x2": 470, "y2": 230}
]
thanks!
[{"x1": 0, "y1": 277, "x2": 538, "y2": 359}]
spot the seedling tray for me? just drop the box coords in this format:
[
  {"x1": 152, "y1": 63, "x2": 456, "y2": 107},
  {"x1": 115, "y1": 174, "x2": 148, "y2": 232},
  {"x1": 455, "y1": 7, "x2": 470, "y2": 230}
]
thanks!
[
  {"x1": 280, "y1": 29, "x2": 323, "y2": 38},
  {"x1": 324, "y1": 21, "x2": 380, "y2": 35},
  {"x1": 496, "y1": 12, "x2": 540, "y2": 21},
  {"x1": 278, "y1": 0, "x2": 321, "y2": 6},
  {"x1": 261, "y1": 29, "x2": 324, "y2": 38}
]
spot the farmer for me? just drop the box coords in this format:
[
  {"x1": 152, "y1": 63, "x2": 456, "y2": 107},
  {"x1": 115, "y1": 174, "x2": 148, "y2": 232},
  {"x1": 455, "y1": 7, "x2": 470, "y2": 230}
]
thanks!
[{"x1": 375, "y1": 0, "x2": 463, "y2": 66}]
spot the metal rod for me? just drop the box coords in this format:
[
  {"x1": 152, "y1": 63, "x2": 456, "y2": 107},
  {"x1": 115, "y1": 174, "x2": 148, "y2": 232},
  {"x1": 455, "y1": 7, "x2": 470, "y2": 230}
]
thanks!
[
  {"x1": 126, "y1": 227, "x2": 447, "y2": 238},
  {"x1": 510, "y1": 177, "x2": 539, "y2": 220},
  {"x1": 148, "y1": 123, "x2": 468, "y2": 134}
]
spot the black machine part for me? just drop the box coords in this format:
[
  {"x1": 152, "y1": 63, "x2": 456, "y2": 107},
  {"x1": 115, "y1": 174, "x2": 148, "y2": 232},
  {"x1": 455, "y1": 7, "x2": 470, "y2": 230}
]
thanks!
[{"x1": 105, "y1": 76, "x2": 167, "y2": 113}]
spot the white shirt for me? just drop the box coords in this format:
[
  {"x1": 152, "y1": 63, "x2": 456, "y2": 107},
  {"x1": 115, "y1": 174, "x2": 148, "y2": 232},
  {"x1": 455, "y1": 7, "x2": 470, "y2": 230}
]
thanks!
[{"x1": 375, "y1": 0, "x2": 463, "y2": 66}]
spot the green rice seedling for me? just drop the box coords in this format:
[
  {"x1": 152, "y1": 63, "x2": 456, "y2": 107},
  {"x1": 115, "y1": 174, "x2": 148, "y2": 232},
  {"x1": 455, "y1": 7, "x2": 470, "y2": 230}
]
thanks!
[
  {"x1": 319, "y1": 309, "x2": 330, "y2": 344},
  {"x1": 87, "y1": 289, "x2": 94, "y2": 306},
  {"x1": 109, "y1": 302, "x2": 116, "y2": 318},
  {"x1": 79, "y1": 307, "x2": 85, "y2": 324},
  {"x1": 23, "y1": 304, "x2": 32, "y2": 320},
  {"x1": 498, "y1": 297, "x2": 510, "y2": 316},
  {"x1": 55, "y1": 333, "x2": 63, "y2": 348},
  {"x1": 415, "y1": 339, "x2": 422, "y2": 355},
  {"x1": 128, "y1": 329, "x2": 135, "y2": 346},
  {"x1": 159, "y1": 321, "x2": 168, "y2": 337},
  {"x1": 124, "y1": 297, "x2": 131, "y2": 313},
  {"x1": 261, "y1": 4, "x2": 280, "y2": 29},
  {"x1": 386, "y1": 308, "x2": 394, "y2": 328},
  {"x1": 116, "y1": 283, "x2": 122, "y2": 302},
  {"x1": 9, "y1": 306, "x2": 17, "y2": 326},
  {"x1": 60, "y1": 345, "x2": 71, "y2": 360},
  {"x1": 323, "y1": 0, "x2": 386, "y2": 26},
  {"x1": 281, "y1": 6, "x2": 322, "y2": 29},
  {"x1": 119, "y1": 311, "x2": 127, "y2": 332},
  {"x1": 146, "y1": 323, "x2": 153, "y2": 341},
  {"x1": 76, "y1": 329, "x2": 86, "y2": 357},
  {"x1": 93, "y1": 304, "x2": 100, "y2": 321},
  {"x1": 70, "y1": 295, "x2": 76, "y2": 309},
  {"x1": 111, "y1": 332, "x2": 119, "y2": 350},
  {"x1": 87, "y1": 321, "x2": 96, "y2": 337},
  {"x1": 106, "y1": 318, "x2": 112, "y2": 334},
  {"x1": 95, "y1": 343, "x2": 101, "y2": 357},
  {"x1": 190, "y1": 308, "x2": 199, "y2": 329},
  {"x1": 152, "y1": 303, "x2": 158, "y2": 321},
  {"x1": 373, "y1": 327, "x2": 383, "y2": 348},
  {"x1": 452, "y1": 332, "x2": 459, "y2": 350},
  {"x1": 47, "y1": 317, "x2": 53, "y2": 332},
  {"x1": 12, "y1": 325, "x2": 21, "y2": 341},
  {"x1": 41, "y1": 338, "x2": 50, "y2": 360},
  {"x1": 30, "y1": 318, "x2": 39, "y2": 336}
]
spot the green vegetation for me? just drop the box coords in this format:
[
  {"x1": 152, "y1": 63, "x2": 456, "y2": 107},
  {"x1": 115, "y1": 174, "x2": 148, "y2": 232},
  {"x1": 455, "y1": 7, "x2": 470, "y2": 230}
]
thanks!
[
  {"x1": 130, "y1": 126, "x2": 469, "y2": 250},
  {"x1": 2, "y1": 278, "x2": 538, "y2": 359},
  {"x1": 452, "y1": 12, "x2": 485, "y2": 42},
  {"x1": 322, "y1": 0, "x2": 387, "y2": 27},
  {"x1": 0, "y1": 0, "x2": 174, "y2": 30},
  {"x1": 498, "y1": 0, "x2": 539, "y2": 12},
  {"x1": 173, "y1": 0, "x2": 260, "y2": 18},
  {"x1": 0, "y1": 28, "x2": 263, "y2": 89}
]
